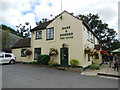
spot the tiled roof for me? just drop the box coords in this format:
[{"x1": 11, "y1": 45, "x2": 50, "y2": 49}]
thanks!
[
  {"x1": 31, "y1": 20, "x2": 53, "y2": 31},
  {"x1": 12, "y1": 38, "x2": 31, "y2": 49}
]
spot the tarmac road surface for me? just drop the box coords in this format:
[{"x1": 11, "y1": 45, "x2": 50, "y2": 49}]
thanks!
[{"x1": 2, "y1": 64, "x2": 119, "y2": 88}]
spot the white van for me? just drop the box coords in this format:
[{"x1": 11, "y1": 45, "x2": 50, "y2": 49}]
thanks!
[{"x1": 0, "y1": 53, "x2": 16, "y2": 64}]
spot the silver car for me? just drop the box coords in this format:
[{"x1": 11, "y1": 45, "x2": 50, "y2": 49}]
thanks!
[{"x1": 0, "y1": 53, "x2": 16, "y2": 64}]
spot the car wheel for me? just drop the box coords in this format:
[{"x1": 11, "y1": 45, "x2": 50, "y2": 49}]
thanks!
[{"x1": 9, "y1": 60, "x2": 15, "y2": 64}]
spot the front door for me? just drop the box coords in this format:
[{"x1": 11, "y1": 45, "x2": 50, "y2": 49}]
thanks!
[{"x1": 60, "y1": 48, "x2": 68, "y2": 66}]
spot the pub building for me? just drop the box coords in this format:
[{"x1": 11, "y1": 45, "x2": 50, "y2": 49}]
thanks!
[{"x1": 12, "y1": 11, "x2": 102, "y2": 70}]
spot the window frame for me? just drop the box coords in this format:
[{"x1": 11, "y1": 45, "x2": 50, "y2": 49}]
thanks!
[
  {"x1": 95, "y1": 53, "x2": 99, "y2": 59},
  {"x1": 91, "y1": 33, "x2": 94, "y2": 43},
  {"x1": 93, "y1": 36, "x2": 95, "y2": 44},
  {"x1": 46, "y1": 27, "x2": 54, "y2": 40},
  {"x1": 21, "y1": 49, "x2": 26, "y2": 57},
  {"x1": 36, "y1": 31, "x2": 42, "y2": 40},
  {"x1": 87, "y1": 30, "x2": 90, "y2": 41},
  {"x1": 88, "y1": 55, "x2": 91, "y2": 61},
  {"x1": 34, "y1": 48, "x2": 41, "y2": 60}
]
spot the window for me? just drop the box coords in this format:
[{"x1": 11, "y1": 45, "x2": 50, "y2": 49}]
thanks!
[
  {"x1": 36, "y1": 31, "x2": 42, "y2": 39},
  {"x1": 87, "y1": 31, "x2": 94, "y2": 43},
  {"x1": 34, "y1": 48, "x2": 41, "y2": 60},
  {"x1": 88, "y1": 55, "x2": 90, "y2": 61},
  {"x1": 93, "y1": 36, "x2": 95, "y2": 44},
  {"x1": 91, "y1": 33, "x2": 93, "y2": 43},
  {"x1": 5, "y1": 54, "x2": 11, "y2": 57},
  {"x1": 21, "y1": 49, "x2": 26, "y2": 57},
  {"x1": 46, "y1": 27, "x2": 54, "y2": 40},
  {"x1": 87, "y1": 31, "x2": 90, "y2": 41},
  {"x1": 95, "y1": 53, "x2": 99, "y2": 59}
]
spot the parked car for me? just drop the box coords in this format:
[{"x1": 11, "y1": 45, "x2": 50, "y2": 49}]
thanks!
[{"x1": 0, "y1": 53, "x2": 16, "y2": 64}]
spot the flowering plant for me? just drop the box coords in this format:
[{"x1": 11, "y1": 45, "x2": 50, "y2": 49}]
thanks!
[
  {"x1": 100, "y1": 50, "x2": 106, "y2": 55},
  {"x1": 84, "y1": 47, "x2": 96, "y2": 55},
  {"x1": 84, "y1": 47, "x2": 90, "y2": 54},
  {"x1": 106, "y1": 53, "x2": 113, "y2": 56},
  {"x1": 94, "y1": 51, "x2": 98, "y2": 55},
  {"x1": 26, "y1": 49, "x2": 32, "y2": 56},
  {"x1": 88, "y1": 52, "x2": 94, "y2": 56},
  {"x1": 49, "y1": 48, "x2": 58, "y2": 56}
]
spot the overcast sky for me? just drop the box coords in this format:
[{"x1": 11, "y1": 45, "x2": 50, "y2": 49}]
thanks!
[{"x1": 0, "y1": 0, "x2": 119, "y2": 36}]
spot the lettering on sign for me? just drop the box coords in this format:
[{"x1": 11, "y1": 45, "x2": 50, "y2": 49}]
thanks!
[
  {"x1": 62, "y1": 26, "x2": 70, "y2": 30},
  {"x1": 60, "y1": 32, "x2": 73, "y2": 39},
  {"x1": 60, "y1": 33, "x2": 73, "y2": 36}
]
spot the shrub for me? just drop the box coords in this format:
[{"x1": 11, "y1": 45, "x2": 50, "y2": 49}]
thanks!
[
  {"x1": 48, "y1": 61, "x2": 59, "y2": 66},
  {"x1": 90, "y1": 64, "x2": 100, "y2": 70},
  {"x1": 32, "y1": 61, "x2": 39, "y2": 64},
  {"x1": 52, "y1": 62, "x2": 59, "y2": 66},
  {"x1": 37, "y1": 55, "x2": 50, "y2": 65},
  {"x1": 70, "y1": 59, "x2": 79, "y2": 67},
  {"x1": 48, "y1": 61, "x2": 53, "y2": 65}
]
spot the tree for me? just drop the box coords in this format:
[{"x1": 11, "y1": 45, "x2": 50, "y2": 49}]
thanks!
[
  {"x1": 36, "y1": 18, "x2": 48, "y2": 25},
  {"x1": 36, "y1": 21, "x2": 42, "y2": 26},
  {"x1": 110, "y1": 39, "x2": 120, "y2": 50},
  {"x1": 16, "y1": 22, "x2": 31, "y2": 38},
  {"x1": 77, "y1": 13, "x2": 119, "y2": 51}
]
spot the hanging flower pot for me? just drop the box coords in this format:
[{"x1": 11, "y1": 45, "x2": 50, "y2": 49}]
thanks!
[
  {"x1": 84, "y1": 48, "x2": 90, "y2": 54},
  {"x1": 94, "y1": 51, "x2": 98, "y2": 55},
  {"x1": 26, "y1": 49, "x2": 32, "y2": 56},
  {"x1": 100, "y1": 50, "x2": 106, "y2": 55},
  {"x1": 88, "y1": 52, "x2": 94, "y2": 56},
  {"x1": 49, "y1": 48, "x2": 58, "y2": 56},
  {"x1": 84, "y1": 47, "x2": 96, "y2": 55}
]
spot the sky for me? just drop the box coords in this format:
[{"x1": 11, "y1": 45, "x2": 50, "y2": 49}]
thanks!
[
  {"x1": 0, "y1": 0, "x2": 119, "y2": 38},
  {"x1": 118, "y1": 1, "x2": 120, "y2": 39}
]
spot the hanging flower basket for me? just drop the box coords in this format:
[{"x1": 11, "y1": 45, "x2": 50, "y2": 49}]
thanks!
[
  {"x1": 26, "y1": 49, "x2": 32, "y2": 56},
  {"x1": 106, "y1": 54, "x2": 110, "y2": 56},
  {"x1": 106, "y1": 53, "x2": 112, "y2": 56},
  {"x1": 94, "y1": 51, "x2": 98, "y2": 55},
  {"x1": 88, "y1": 52, "x2": 94, "y2": 56},
  {"x1": 84, "y1": 47, "x2": 96, "y2": 55},
  {"x1": 49, "y1": 48, "x2": 58, "y2": 56},
  {"x1": 84, "y1": 48, "x2": 90, "y2": 54},
  {"x1": 109, "y1": 53, "x2": 113, "y2": 56},
  {"x1": 100, "y1": 50, "x2": 106, "y2": 55}
]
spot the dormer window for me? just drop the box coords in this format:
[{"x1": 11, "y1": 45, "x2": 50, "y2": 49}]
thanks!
[
  {"x1": 46, "y1": 27, "x2": 54, "y2": 40},
  {"x1": 36, "y1": 31, "x2": 42, "y2": 39}
]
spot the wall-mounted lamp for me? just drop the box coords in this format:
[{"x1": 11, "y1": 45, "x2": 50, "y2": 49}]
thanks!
[{"x1": 62, "y1": 43, "x2": 68, "y2": 48}]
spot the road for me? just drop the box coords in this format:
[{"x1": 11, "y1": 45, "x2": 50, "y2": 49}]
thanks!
[{"x1": 2, "y1": 64, "x2": 118, "y2": 88}]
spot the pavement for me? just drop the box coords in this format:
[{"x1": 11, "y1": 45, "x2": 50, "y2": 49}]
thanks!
[
  {"x1": 81, "y1": 63, "x2": 120, "y2": 79},
  {"x1": 2, "y1": 63, "x2": 118, "y2": 88}
]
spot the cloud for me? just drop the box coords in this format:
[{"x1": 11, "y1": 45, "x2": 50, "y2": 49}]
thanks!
[
  {"x1": 118, "y1": 1, "x2": 120, "y2": 39},
  {"x1": 20, "y1": 13, "x2": 36, "y2": 28},
  {"x1": 33, "y1": 0, "x2": 61, "y2": 21},
  {"x1": 0, "y1": 0, "x2": 37, "y2": 29},
  {"x1": 0, "y1": 0, "x2": 119, "y2": 33},
  {"x1": 0, "y1": 8, "x2": 22, "y2": 26}
]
